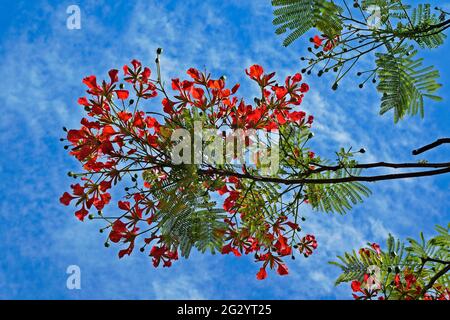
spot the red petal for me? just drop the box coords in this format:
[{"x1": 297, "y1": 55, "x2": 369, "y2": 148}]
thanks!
[
  {"x1": 118, "y1": 201, "x2": 131, "y2": 211},
  {"x1": 108, "y1": 69, "x2": 119, "y2": 83},
  {"x1": 277, "y1": 263, "x2": 289, "y2": 276},
  {"x1": 75, "y1": 207, "x2": 89, "y2": 221},
  {"x1": 82, "y1": 75, "x2": 97, "y2": 89},
  {"x1": 59, "y1": 192, "x2": 74, "y2": 206},
  {"x1": 351, "y1": 280, "x2": 362, "y2": 292},
  {"x1": 115, "y1": 90, "x2": 129, "y2": 100},
  {"x1": 256, "y1": 267, "x2": 267, "y2": 280}
]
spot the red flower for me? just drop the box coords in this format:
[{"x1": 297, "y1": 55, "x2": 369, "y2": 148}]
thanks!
[
  {"x1": 256, "y1": 267, "x2": 267, "y2": 280},
  {"x1": 221, "y1": 243, "x2": 241, "y2": 257},
  {"x1": 145, "y1": 116, "x2": 159, "y2": 130},
  {"x1": 191, "y1": 87, "x2": 205, "y2": 100},
  {"x1": 351, "y1": 280, "x2": 362, "y2": 292},
  {"x1": 116, "y1": 90, "x2": 129, "y2": 100},
  {"x1": 78, "y1": 97, "x2": 90, "y2": 107},
  {"x1": 150, "y1": 245, "x2": 178, "y2": 267},
  {"x1": 272, "y1": 85, "x2": 288, "y2": 99},
  {"x1": 59, "y1": 192, "x2": 75, "y2": 206},
  {"x1": 245, "y1": 64, "x2": 264, "y2": 80},
  {"x1": 187, "y1": 68, "x2": 201, "y2": 81},
  {"x1": 117, "y1": 111, "x2": 132, "y2": 122},
  {"x1": 312, "y1": 35, "x2": 323, "y2": 47},
  {"x1": 142, "y1": 67, "x2": 151, "y2": 82},
  {"x1": 162, "y1": 98, "x2": 175, "y2": 115},
  {"x1": 131, "y1": 59, "x2": 141, "y2": 69},
  {"x1": 231, "y1": 83, "x2": 240, "y2": 94},
  {"x1": 277, "y1": 263, "x2": 289, "y2": 276},
  {"x1": 300, "y1": 83, "x2": 309, "y2": 93},
  {"x1": 289, "y1": 111, "x2": 306, "y2": 123},
  {"x1": 292, "y1": 73, "x2": 302, "y2": 82},
  {"x1": 75, "y1": 207, "x2": 89, "y2": 221},
  {"x1": 108, "y1": 69, "x2": 119, "y2": 83},
  {"x1": 274, "y1": 235, "x2": 292, "y2": 256},
  {"x1": 109, "y1": 220, "x2": 128, "y2": 243},
  {"x1": 118, "y1": 201, "x2": 131, "y2": 211},
  {"x1": 286, "y1": 221, "x2": 299, "y2": 230},
  {"x1": 371, "y1": 243, "x2": 381, "y2": 255},
  {"x1": 83, "y1": 75, "x2": 98, "y2": 89},
  {"x1": 216, "y1": 185, "x2": 229, "y2": 196}
]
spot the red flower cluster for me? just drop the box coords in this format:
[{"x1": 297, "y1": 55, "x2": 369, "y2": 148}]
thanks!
[
  {"x1": 60, "y1": 57, "x2": 317, "y2": 279},
  {"x1": 311, "y1": 35, "x2": 340, "y2": 52}
]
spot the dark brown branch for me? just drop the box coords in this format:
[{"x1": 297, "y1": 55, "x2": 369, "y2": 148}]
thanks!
[
  {"x1": 420, "y1": 264, "x2": 450, "y2": 296},
  {"x1": 412, "y1": 138, "x2": 450, "y2": 155},
  {"x1": 311, "y1": 161, "x2": 450, "y2": 173},
  {"x1": 198, "y1": 166, "x2": 450, "y2": 185}
]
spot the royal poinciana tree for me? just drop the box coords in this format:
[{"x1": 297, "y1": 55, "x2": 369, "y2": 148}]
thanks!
[{"x1": 59, "y1": 0, "x2": 450, "y2": 300}]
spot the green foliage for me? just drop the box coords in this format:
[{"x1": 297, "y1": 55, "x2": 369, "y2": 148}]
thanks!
[
  {"x1": 271, "y1": 0, "x2": 448, "y2": 122},
  {"x1": 278, "y1": 126, "x2": 371, "y2": 215},
  {"x1": 330, "y1": 234, "x2": 405, "y2": 285},
  {"x1": 376, "y1": 45, "x2": 442, "y2": 122},
  {"x1": 306, "y1": 168, "x2": 371, "y2": 215},
  {"x1": 145, "y1": 166, "x2": 227, "y2": 258},
  {"x1": 410, "y1": 4, "x2": 447, "y2": 49},
  {"x1": 272, "y1": 0, "x2": 343, "y2": 46}
]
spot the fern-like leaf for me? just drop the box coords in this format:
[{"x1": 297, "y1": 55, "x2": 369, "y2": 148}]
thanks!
[
  {"x1": 376, "y1": 45, "x2": 442, "y2": 122},
  {"x1": 272, "y1": 0, "x2": 343, "y2": 46}
]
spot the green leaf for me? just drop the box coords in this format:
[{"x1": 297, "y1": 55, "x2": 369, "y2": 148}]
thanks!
[
  {"x1": 376, "y1": 46, "x2": 442, "y2": 122},
  {"x1": 272, "y1": 0, "x2": 343, "y2": 46}
]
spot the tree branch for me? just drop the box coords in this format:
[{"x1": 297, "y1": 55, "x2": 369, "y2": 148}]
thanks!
[
  {"x1": 412, "y1": 138, "x2": 450, "y2": 155},
  {"x1": 198, "y1": 165, "x2": 450, "y2": 185},
  {"x1": 420, "y1": 264, "x2": 450, "y2": 296}
]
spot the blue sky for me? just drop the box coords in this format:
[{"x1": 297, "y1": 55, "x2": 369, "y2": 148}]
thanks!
[{"x1": 0, "y1": 0, "x2": 449, "y2": 299}]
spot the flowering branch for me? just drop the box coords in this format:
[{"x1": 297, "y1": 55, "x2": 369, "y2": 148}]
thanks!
[{"x1": 60, "y1": 49, "x2": 449, "y2": 280}]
